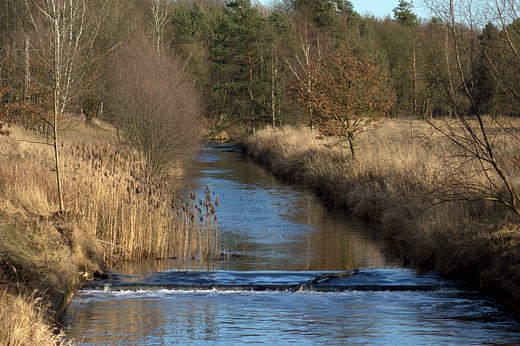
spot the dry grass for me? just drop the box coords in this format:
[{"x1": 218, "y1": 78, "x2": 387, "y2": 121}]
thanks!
[
  {"x1": 62, "y1": 142, "x2": 220, "y2": 263},
  {"x1": 0, "y1": 114, "x2": 221, "y2": 262},
  {"x1": 0, "y1": 114, "x2": 222, "y2": 344},
  {"x1": 0, "y1": 291, "x2": 72, "y2": 346},
  {"x1": 245, "y1": 118, "x2": 520, "y2": 310}
]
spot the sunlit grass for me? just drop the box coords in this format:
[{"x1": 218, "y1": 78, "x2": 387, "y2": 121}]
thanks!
[
  {"x1": 245, "y1": 119, "x2": 520, "y2": 297},
  {"x1": 62, "y1": 142, "x2": 220, "y2": 263},
  {"x1": 0, "y1": 290, "x2": 72, "y2": 346},
  {"x1": 0, "y1": 115, "x2": 224, "y2": 343},
  {"x1": 0, "y1": 116, "x2": 222, "y2": 262}
]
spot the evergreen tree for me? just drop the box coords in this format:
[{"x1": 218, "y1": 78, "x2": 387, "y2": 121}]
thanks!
[
  {"x1": 393, "y1": 0, "x2": 418, "y2": 28},
  {"x1": 392, "y1": 0, "x2": 419, "y2": 116},
  {"x1": 210, "y1": 0, "x2": 264, "y2": 131},
  {"x1": 475, "y1": 22, "x2": 499, "y2": 115}
]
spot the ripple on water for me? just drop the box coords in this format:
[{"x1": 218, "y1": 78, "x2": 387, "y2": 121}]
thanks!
[{"x1": 63, "y1": 143, "x2": 520, "y2": 345}]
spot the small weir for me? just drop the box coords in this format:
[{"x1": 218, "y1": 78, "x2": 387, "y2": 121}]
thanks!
[
  {"x1": 89, "y1": 269, "x2": 455, "y2": 293},
  {"x1": 63, "y1": 143, "x2": 520, "y2": 345}
]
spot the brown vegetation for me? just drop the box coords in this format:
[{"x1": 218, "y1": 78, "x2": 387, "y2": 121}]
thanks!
[
  {"x1": 245, "y1": 120, "x2": 520, "y2": 311},
  {"x1": 0, "y1": 115, "x2": 220, "y2": 344},
  {"x1": 0, "y1": 291, "x2": 71, "y2": 346},
  {"x1": 295, "y1": 44, "x2": 394, "y2": 157},
  {"x1": 104, "y1": 36, "x2": 201, "y2": 177}
]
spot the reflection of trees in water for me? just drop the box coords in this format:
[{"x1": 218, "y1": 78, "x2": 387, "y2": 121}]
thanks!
[
  {"x1": 72, "y1": 298, "x2": 167, "y2": 344},
  {"x1": 70, "y1": 294, "x2": 219, "y2": 344},
  {"x1": 172, "y1": 144, "x2": 401, "y2": 272},
  {"x1": 284, "y1": 192, "x2": 399, "y2": 271}
]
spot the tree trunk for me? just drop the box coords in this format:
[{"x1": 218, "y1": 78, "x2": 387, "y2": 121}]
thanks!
[
  {"x1": 347, "y1": 131, "x2": 356, "y2": 159},
  {"x1": 24, "y1": 35, "x2": 30, "y2": 102},
  {"x1": 271, "y1": 47, "x2": 276, "y2": 126},
  {"x1": 53, "y1": 18, "x2": 64, "y2": 211}
]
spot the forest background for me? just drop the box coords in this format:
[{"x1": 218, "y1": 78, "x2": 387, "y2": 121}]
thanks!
[
  {"x1": 4, "y1": 0, "x2": 519, "y2": 142},
  {"x1": 2, "y1": 0, "x2": 520, "y2": 343}
]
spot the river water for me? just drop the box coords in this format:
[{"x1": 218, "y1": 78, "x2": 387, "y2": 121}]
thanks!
[{"x1": 63, "y1": 142, "x2": 520, "y2": 345}]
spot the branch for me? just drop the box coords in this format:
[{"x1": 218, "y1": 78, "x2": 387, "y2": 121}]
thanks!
[{"x1": 5, "y1": 136, "x2": 54, "y2": 147}]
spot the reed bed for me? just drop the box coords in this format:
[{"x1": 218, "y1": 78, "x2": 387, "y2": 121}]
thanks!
[
  {"x1": 0, "y1": 118, "x2": 223, "y2": 344},
  {"x1": 62, "y1": 143, "x2": 220, "y2": 263},
  {"x1": 0, "y1": 290, "x2": 71, "y2": 346},
  {"x1": 245, "y1": 119, "x2": 520, "y2": 309},
  {"x1": 0, "y1": 121, "x2": 222, "y2": 263}
]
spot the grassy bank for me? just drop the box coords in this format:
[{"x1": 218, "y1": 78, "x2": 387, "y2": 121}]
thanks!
[
  {"x1": 244, "y1": 120, "x2": 520, "y2": 312},
  {"x1": 0, "y1": 115, "x2": 219, "y2": 344}
]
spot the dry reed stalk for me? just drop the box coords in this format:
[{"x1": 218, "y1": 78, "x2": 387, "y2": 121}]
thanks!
[
  {"x1": 61, "y1": 143, "x2": 221, "y2": 263},
  {"x1": 0, "y1": 122, "x2": 222, "y2": 265},
  {"x1": 0, "y1": 290, "x2": 72, "y2": 346}
]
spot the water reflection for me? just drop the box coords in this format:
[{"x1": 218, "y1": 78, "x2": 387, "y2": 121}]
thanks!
[
  {"x1": 173, "y1": 142, "x2": 400, "y2": 272},
  {"x1": 63, "y1": 142, "x2": 520, "y2": 345},
  {"x1": 65, "y1": 289, "x2": 520, "y2": 345}
]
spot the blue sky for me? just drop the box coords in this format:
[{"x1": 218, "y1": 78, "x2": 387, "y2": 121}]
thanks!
[
  {"x1": 260, "y1": 0, "x2": 432, "y2": 21},
  {"x1": 349, "y1": 0, "x2": 431, "y2": 20}
]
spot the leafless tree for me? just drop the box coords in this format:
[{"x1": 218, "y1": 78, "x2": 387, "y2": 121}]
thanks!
[
  {"x1": 105, "y1": 36, "x2": 201, "y2": 177},
  {"x1": 150, "y1": 0, "x2": 170, "y2": 52},
  {"x1": 24, "y1": 0, "x2": 90, "y2": 211},
  {"x1": 423, "y1": 0, "x2": 520, "y2": 218},
  {"x1": 284, "y1": 19, "x2": 327, "y2": 125}
]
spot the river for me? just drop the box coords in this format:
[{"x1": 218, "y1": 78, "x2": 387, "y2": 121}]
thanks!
[{"x1": 62, "y1": 142, "x2": 520, "y2": 345}]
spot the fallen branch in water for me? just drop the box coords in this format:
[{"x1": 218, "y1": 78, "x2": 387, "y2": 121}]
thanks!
[{"x1": 290, "y1": 269, "x2": 360, "y2": 292}]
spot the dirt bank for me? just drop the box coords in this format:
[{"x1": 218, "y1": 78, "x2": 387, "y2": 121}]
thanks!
[
  {"x1": 0, "y1": 118, "x2": 114, "y2": 344},
  {"x1": 0, "y1": 203, "x2": 105, "y2": 344}
]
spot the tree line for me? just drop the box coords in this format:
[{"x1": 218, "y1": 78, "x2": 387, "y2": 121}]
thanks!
[
  {"x1": 1, "y1": 0, "x2": 520, "y2": 213},
  {"x1": 3, "y1": 0, "x2": 520, "y2": 143},
  {"x1": 165, "y1": 0, "x2": 520, "y2": 129}
]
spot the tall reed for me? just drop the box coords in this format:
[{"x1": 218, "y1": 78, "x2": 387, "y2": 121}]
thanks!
[
  {"x1": 62, "y1": 142, "x2": 221, "y2": 263},
  {"x1": 0, "y1": 120, "x2": 222, "y2": 263},
  {"x1": 0, "y1": 119, "x2": 223, "y2": 343}
]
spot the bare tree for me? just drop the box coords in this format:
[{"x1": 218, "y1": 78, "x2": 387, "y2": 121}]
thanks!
[
  {"x1": 150, "y1": 0, "x2": 170, "y2": 52},
  {"x1": 106, "y1": 36, "x2": 201, "y2": 177},
  {"x1": 424, "y1": 0, "x2": 520, "y2": 218},
  {"x1": 284, "y1": 19, "x2": 327, "y2": 125},
  {"x1": 24, "y1": 0, "x2": 90, "y2": 211}
]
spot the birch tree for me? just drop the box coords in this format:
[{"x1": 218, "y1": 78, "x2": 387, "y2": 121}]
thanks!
[
  {"x1": 285, "y1": 19, "x2": 326, "y2": 124},
  {"x1": 150, "y1": 0, "x2": 170, "y2": 52},
  {"x1": 24, "y1": 0, "x2": 88, "y2": 211}
]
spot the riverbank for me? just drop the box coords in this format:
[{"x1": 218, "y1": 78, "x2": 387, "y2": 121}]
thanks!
[
  {"x1": 0, "y1": 115, "x2": 218, "y2": 344},
  {"x1": 243, "y1": 120, "x2": 520, "y2": 313},
  {"x1": 0, "y1": 117, "x2": 117, "y2": 345}
]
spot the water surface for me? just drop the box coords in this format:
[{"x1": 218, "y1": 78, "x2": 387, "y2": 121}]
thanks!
[{"x1": 63, "y1": 142, "x2": 520, "y2": 345}]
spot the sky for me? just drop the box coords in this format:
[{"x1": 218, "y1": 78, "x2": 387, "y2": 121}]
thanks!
[
  {"x1": 348, "y1": 0, "x2": 431, "y2": 20},
  {"x1": 258, "y1": 0, "x2": 433, "y2": 21}
]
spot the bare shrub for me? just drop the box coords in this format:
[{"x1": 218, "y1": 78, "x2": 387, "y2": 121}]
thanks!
[
  {"x1": 421, "y1": 0, "x2": 520, "y2": 217},
  {"x1": 105, "y1": 36, "x2": 201, "y2": 177}
]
